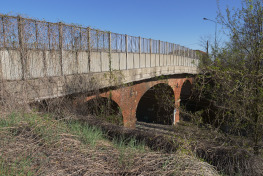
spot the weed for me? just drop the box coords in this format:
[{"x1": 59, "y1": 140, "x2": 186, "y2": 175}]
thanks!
[
  {"x1": 0, "y1": 154, "x2": 35, "y2": 176},
  {"x1": 67, "y1": 121, "x2": 103, "y2": 147},
  {"x1": 112, "y1": 136, "x2": 145, "y2": 152}
]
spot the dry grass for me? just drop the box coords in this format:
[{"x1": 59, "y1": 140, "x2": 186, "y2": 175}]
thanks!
[{"x1": 0, "y1": 110, "x2": 219, "y2": 176}]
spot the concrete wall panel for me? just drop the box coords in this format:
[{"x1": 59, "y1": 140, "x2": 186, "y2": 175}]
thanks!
[
  {"x1": 78, "y1": 51, "x2": 89, "y2": 74},
  {"x1": 145, "y1": 54, "x2": 151, "y2": 67},
  {"x1": 101, "y1": 52, "x2": 110, "y2": 72},
  {"x1": 140, "y1": 54, "x2": 146, "y2": 68},
  {"x1": 1, "y1": 50, "x2": 22, "y2": 80},
  {"x1": 46, "y1": 50, "x2": 61, "y2": 77},
  {"x1": 127, "y1": 53, "x2": 134, "y2": 69},
  {"x1": 151, "y1": 54, "x2": 156, "y2": 67},
  {"x1": 159, "y1": 54, "x2": 164, "y2": 66},
  {"x1": 111, "y1": 52, "x2": 120, "y2": 70},
  {"x1": 163, "y1": 55, "x2": 168, "y2": 66},
  {"x1": 157, "y1": 54, "x2": 160, "y2": 66},
  {"x1": 90, "y1": 52, "x2": 101, "y2": 72},
  {"x1": 168, "y1": 55, "x2": 171, "y2": 66},
  {"x1": 63, "y1": 51, "x2": 78, "y2": 75},
  {"x1": 27, "y1": 50, "x2": 45, "y2": 78},
  {"x1": 120, "y1": 53, "x2": 126, "y2": 70},
  {"x1": 133, "y1": 53, "x2": 140, "y2": 68}
]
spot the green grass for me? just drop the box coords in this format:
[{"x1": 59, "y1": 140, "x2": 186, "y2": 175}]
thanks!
[
  {"x1": 0, "y1": 110, "x2": 224, "y2": 175},
  {"x1": 0, "y1": 112, "x2": 18, "y2": 127},
  {"x1": 0, "y1": 111, "x2": 149, "y2": 175},
  {"x1": 0, "y1": 112, "x2": 66, "y2": 144},
  {"x1": 112, "y1": 136, "x2": 146, "y2": 152},
  {"x1": 0, "y1": 155, "x2": 34, "y2": 176},
  {"x1": 67, "y1": 121, "x2": 104, "y2": 147},
  {"x1": 112, "y1": 136, "x2": 147, "y2": 168}
]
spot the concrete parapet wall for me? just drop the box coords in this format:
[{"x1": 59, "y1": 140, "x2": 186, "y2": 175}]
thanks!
[
  {"x1": 0, "y1": 49, "x2": 199, "y2": 81},
  {"x1": 0, "y1": 47, "x2": 199, "y2": 103},
  {"x1": 0, "y1": 65, "x2": 198, "y2": 103}
]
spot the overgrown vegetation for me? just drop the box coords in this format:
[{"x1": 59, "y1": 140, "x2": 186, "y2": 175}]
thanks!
[
  {"x1": 1, "y1": 1, "x2": 263, "y2": 175},
  {"x1": 176, "y1": 0, "x2": 263, "y2": 175},
  {"x1": 191, "y1": 0, "x2": 263, "y2": 154},
  {"x1": 0, "y1": 109, "x2": 219, "y2": 175}
]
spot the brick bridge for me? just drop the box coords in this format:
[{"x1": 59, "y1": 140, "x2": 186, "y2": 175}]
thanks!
[
  {"x1": 83, "y1": 76, "x2": 193, "y2": 128},
  {"x1": 0, "y1": 15, "x2": 199, "y2": 128}
]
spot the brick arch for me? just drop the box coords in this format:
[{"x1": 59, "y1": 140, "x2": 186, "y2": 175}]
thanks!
[
  {"x1": 172, "y1": 78, "x2": 193, "y2": 123},
  {"x1": 85, "y1": 94, "x2": 120, "y2": 106},
  {"x1": 136, "y1": 82, "x2": 175, "y2": 124},
  {"x1": 83, "y1": 94, "x2": 123, "y2": 118},
  {"x1": 82, "y1": 77, "x2": 194, "y2": 128},
  {"x1": 104, "y1": 81, "x2": 173, "y2": 128},
  {"x1": 180, "y1": 79, "x2": 192, "y2": 96}
]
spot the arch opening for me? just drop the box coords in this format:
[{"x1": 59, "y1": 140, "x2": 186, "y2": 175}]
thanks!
[
  {"x1": 76, "y1": 97, "x2": 123, "y2": 125},
  {"x1": 180, "y1": 80, "x2": 194, "y2": 121},
  {"x1": 136, "y1": 83, "x2": 175, "y2": 125}
]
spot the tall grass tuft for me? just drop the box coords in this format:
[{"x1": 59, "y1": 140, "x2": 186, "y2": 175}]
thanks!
[{"x1": 67, "y1": 121, "x2": 104, "y2": 147}]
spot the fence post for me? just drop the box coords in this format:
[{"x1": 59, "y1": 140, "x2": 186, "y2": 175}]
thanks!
[
  {"x1": 131, "y1": 37, "x2": 134, "y2": 69},
  {"x1": 163, "y1": 42, "x2": 165, "y2": 66},
  {"x1": 58, "y1": 22, "x2": 63, "y2": 76},
  {"x1": 43, "y1": 22, "x2": 50, "y2": 77},
  {"x1": 115, "y1": 34, "x2": 118, "y2": 53},
  {"x1": 108, "y1": 32, "x2": 112, "y2": 73},
  {"x1": 17, "y1": 16, "x2": 26, "y2": 80},
  {"x1": 172, "y1": 44, "x2": 175, "y2": 66},
  {"x1": 183, "y1": 47, "x2": 186, "y2": 66},
  {"x1": 159, "y1": 40, "x2": 161, "y2": 66},
  {"x1": 118, "y1": 34, "x2": 121, "y2": 70},
  {"x1": 178, "y1": 46, "x2": 181, "y2": 66},
  {"x1": 35, "y1": 21, "x2": 38, "y2": 49},
  {"x1": 168, "y1": 43, "x2": 173, "y2": 65},
  {"x1": 191, "y1": 50, "x2": 193, "y2": 67},
  {"x1": 180, "y1": 46, "x2": 183, "y2": 66},
  {"x1": 125, "y1": 34, "x2": 128, "y2": 70},
  {"x1": 181, "y1": 46, "x2": 185, "y2": 66},
  {"x1": 144, "y1": 39, "x2": 146, "y2": 67},
  {"x1": 155, "y1": 41, "x2": 157, "y2": 67},
  {"x1": 193, "y1": 50, "x2": 196, "y2": 67},
  {"x1": 186, "y1": 48, "x2": 188, "y2": 66},
  {"x1": 166, "y1": 42, "x2": 168, "y2": 66},
  {"x1": 87, "y1": 27, "x2": 91, "y2": 72},
  {"x1": 139, "y1": 36, "x2": 141, "y2": 68},
  {"x1": 96, "y1": 30, "x2": 99, "y2": 52},
  {"x1": 0, "y1": 16, "x2": 5, "y2": 80},
  {"x1": 47, "y1": 22, "x2": 51, "y2": 49},
  {"x1": 75, "y1": 27, "x2": 81, "y2": 74},
  {"x1": 150, "y1": 39, "x2": 152, "y2": 67},
  {"x1": 0, "y1": 50, "x2": 2, "y2": 81},
  {"x1": 185, "y1": 48, "x2": 187, "y2": 66},
  {"x1": 0, "y1": 17, "x2": 3, "y2": 101},
  {"x1": 2, "y1": 16, "x2": 6, "y2": 48},
  {"x1": 187, "y1": 48, "x2": 190, "y2": 67}
]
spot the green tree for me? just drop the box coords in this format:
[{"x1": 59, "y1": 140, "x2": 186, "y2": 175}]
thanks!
[{"x1": 194, "y1": 0, "x2": 263, "y2": 155}]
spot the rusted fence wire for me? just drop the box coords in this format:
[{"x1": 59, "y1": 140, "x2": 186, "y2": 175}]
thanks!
[
  {"x1": 0, "y1": 14, "x2": 198, "y2": 56},
  {"x1": 0, "y1": 14, "x2": 199, "y2": 81}
]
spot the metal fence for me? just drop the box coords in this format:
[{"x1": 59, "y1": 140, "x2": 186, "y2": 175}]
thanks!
[
  {"x1": 0, "y1": 14, "x2": 199, "y2": 81},
  {"x1": 0, "y1": 14, "x2": 198, "y2": 58}
]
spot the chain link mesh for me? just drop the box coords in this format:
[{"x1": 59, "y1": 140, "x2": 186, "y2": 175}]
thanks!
[{"x1": 0, "y1": 14, "x2": 198, "y2": 56}]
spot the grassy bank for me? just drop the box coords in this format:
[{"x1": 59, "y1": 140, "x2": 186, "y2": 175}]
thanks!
[{"x1": 0, "y1": 110, "x2": 218, "y2": 176}]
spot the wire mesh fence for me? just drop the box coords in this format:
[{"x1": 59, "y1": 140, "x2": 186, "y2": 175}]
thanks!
[
  {"x1": 0, "y1": 14, "x2": 199, "y2": 104},
  {"x1": 0, "y1": 14, "x2": 199, "y2": 81},
  {"x1": 0, "y1": 16, "x2": 19, "y2": 48},
  {"x1": 0, "y1": 14, "x2": 199, "y2": 56}
]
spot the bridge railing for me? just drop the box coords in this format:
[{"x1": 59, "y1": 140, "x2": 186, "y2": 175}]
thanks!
[{"x1": 0, "y1": 14, "x2": 199, "y2": 81}]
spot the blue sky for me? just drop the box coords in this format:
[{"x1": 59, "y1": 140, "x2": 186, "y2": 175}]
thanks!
[{"x1": 0, "y1": 0, "x2": 242, "y2": 51}]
